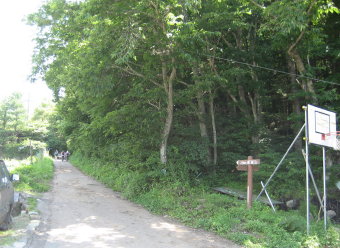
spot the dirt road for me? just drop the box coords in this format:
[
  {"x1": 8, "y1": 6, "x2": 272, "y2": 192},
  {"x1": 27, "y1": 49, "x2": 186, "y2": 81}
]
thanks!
[{"x1": 27, "y1": 161, "x2": 240, "y2": 248}]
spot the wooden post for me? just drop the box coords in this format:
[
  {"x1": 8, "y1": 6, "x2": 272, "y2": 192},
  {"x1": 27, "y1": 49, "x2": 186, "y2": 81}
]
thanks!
[
  {"x1": 236, "y1": 156, "x2": 260, "y2": 209},
  {"x1": 247, "y1": 156, "x2": 253, "y2": 209}
]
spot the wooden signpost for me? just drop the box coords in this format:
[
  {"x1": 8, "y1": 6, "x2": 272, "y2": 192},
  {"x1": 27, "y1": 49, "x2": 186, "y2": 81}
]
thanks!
[{"x1": 236, "y1": 156, "x2": 260, "y2": 209}]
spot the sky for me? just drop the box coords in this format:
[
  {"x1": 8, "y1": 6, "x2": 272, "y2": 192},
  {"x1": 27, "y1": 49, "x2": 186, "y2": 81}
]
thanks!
[{"x1": 0, "y1": 0, "x2": 52, "y2": 115}]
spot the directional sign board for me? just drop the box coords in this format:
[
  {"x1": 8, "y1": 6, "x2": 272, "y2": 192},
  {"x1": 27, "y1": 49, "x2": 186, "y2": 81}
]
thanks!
[
  {"x1": 236, "y1": 159, "x2": 260, "y2": 165},
  {"x1": 236, "y1": 157, "x2": 260, "y2": 171}
]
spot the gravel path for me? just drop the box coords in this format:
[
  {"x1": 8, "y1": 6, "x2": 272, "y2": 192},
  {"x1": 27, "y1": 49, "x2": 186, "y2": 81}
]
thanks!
[{"x1": 27, "y1": 160, "x2": 241, "y2": 248}]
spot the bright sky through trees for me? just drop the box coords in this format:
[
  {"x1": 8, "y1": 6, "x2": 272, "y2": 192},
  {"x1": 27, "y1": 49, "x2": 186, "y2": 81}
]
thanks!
[{"x1": 0, "y1": 0, "x2": 52, "y2": 114}]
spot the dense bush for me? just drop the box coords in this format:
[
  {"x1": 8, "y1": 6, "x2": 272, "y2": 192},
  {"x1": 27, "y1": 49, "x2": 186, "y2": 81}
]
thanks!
[{"x1": 11, "y1": 157, "x2": 54, "y2": 193}]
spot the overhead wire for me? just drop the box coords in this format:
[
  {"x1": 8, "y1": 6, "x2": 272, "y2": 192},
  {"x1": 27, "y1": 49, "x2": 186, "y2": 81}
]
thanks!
[{"x1": 204, "y1": 54, "x2": 340, "y2": 87}]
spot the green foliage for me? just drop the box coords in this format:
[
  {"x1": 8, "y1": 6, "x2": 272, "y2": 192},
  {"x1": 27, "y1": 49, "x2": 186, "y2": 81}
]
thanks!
[
  {"x1": 12, "y1": 157, "x2": 54, "y2": 193},
  {"x1": 26, "y1": 197, "x2": 38, "y2": 211},
  {"x1": 0, "y1": 93, "x2": 54, "y2": 160},
  {"x1": 279, "y1": 215, "x2": 306, "y2": 233},
  {"x1": 254, "y1": 150, "x2": 306, "y2": 198},
  {"x1": 0, "y1": 93, "x2": 26, "y2": 131},
  {"x1": 321, "y1": 226, "x2": 340, "y2": 247},
  {"x1": 70, "y1": 152, "x2": 162, "y2": 198},
  {"x1": 135, "y1": 186, "x2": 181, "y2": 214}
]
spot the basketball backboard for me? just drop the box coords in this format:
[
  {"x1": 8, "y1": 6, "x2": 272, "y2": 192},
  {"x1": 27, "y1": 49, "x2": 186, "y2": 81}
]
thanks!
[{"x1": 307, "y1": 104, "x2": 337, "y2": 149}]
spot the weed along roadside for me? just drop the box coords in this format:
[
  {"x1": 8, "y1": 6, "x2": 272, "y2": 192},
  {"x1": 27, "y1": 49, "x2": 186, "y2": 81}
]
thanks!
[
  {"x1": 0, "y1": 157, "x2": 54, "y2": 248},
  {"x1": 70, "y1": 154, "x2": 340, "y2": 248}
]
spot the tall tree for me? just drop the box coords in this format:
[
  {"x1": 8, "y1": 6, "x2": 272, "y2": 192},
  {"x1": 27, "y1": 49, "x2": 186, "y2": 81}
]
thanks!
[{"x1": 0, "y1": 93, "x2": 26, "y2": 132}]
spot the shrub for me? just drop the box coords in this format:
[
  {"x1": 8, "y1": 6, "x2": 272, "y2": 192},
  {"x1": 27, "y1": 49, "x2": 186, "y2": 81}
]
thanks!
[{"x1": 12, "y1": 157, "x2": 54, "y2": 193}]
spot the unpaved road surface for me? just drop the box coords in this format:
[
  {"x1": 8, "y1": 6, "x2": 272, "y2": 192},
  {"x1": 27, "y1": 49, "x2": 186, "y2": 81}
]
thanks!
[{"x1": 27, "y1": 161, "x2": 240, "y2": 248}]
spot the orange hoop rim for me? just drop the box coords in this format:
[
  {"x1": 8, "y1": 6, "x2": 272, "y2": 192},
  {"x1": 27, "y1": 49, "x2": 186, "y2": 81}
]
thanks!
[
  {"x1": 321, "y1": 132, "x2": 340, "y2": 150},
  {"x1": 321, "y1": 131, "x2": 340, "y2": 140}
]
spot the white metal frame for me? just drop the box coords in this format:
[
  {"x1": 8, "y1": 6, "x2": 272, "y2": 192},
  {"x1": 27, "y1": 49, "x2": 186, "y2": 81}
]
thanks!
[{"x1": 258, "y1": 105, "x2": 337, "y2": 234}]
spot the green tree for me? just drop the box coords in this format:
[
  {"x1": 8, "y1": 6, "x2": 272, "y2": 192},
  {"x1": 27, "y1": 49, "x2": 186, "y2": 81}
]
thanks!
[{"x1": 0, "y1": 93, "x2": 26, "y2": 131}]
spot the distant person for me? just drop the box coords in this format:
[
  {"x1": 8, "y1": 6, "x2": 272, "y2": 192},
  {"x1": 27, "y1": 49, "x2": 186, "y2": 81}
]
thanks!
[
  {"x1": 65, "y1": 151, "x2": 70, "y2": 161},
  {"x1": 61, "y1": 151, "x2": 65, "y2": 162},
  {"x1": 54, "y1": 150, "x2": 59, "y2": 159}
]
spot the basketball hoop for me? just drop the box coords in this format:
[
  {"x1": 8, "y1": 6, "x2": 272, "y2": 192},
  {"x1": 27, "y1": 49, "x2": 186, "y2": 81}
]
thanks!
[{"x1": 321, "y1": 131, "x2": 340, "y2": 150}]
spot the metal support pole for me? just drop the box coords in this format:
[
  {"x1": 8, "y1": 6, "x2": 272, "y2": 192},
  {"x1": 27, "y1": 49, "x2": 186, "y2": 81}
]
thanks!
[
  {"x1": 302, "y1": 149, "x2": 324, "y2": 210},
  {"x1": 323, "y1": 147, "x2": 327, "y2": 231},
  {"x1": 261, "y1": 181, "x2": 275, "y2": 212},
  {"x1": 305, "y1": 107, "x2": 310, "y2": 235},
  {"x1": 256, "y1": 124, "x2": 305, "y2": 200}
]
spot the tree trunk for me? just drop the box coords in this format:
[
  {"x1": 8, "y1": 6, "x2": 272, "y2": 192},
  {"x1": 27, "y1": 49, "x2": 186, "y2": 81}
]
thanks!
[
  {"x1": 287, "y1": 57, "x2": 303, "y2": 150},
  {"x1": 248, "y1": 68, "x2": 262, "y2": 151},
  {"x1": 209, "y1": 91, "x2": 217, "y2": 170},
  {"x1": 196, "y1": 90, "x2": 213, "y2": 164},
  {"x1": 286, "y1": 0, "x2": 317, "y2": 103},
  {"x1": 193, "y1": 67, "x2": 213, "y2": 165},
  {"x1": 288, "y1": 46, "x2": 317, "y2": 104},
  {"x1": 196, "y1": 91, "x2": 209, "y2": 138},
  {"x1": 248, "y1": 91, "x2": 260, "y2": 145},
  {"x1": 160, "y1": 60, "x2": 176, "y2": 164}
]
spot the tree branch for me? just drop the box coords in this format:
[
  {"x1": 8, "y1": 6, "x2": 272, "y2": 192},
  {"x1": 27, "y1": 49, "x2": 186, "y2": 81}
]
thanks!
[
  {"x1": 250, "y1": 0, "x2": 265, "y2": 9},
  {"x1": 112, "y1": 64, "x2": 162, "y2": 88},
  {"x1": 221, "y1": 35, "x2": 233, "y2": 48},
  {"x1": 177, "y1": 79, "x2": 190, "y2": 87},
  {"x1": 287, "y1": 29, "x2": 306, "y2": 56},
  {"x1": 147, "y1": 100, "x2": 161, "y2": 110},
  {"x1": 287, "y1": 0, "x2": 317, "y2": 55}
]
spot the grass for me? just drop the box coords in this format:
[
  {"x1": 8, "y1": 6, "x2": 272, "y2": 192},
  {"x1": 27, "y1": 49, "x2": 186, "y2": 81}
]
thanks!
[
  {"x1": 27, "y1": 197, "x2": 38, "y2": 211},
  {"x1": 135, "y1": 185, "x2": 339, "y2": 247},
  {"x1": 11, "y1": 157, "x2": 54, "y2": 194},
  {"x1": 70, "y1": 154, "x2": 340, "y2": 248}
]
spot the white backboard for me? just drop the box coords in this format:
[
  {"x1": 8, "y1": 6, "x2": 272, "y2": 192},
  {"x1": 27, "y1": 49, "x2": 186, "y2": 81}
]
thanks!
[{"x1": 307, "y1": 104, "x2": 337, "y2": 149}]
